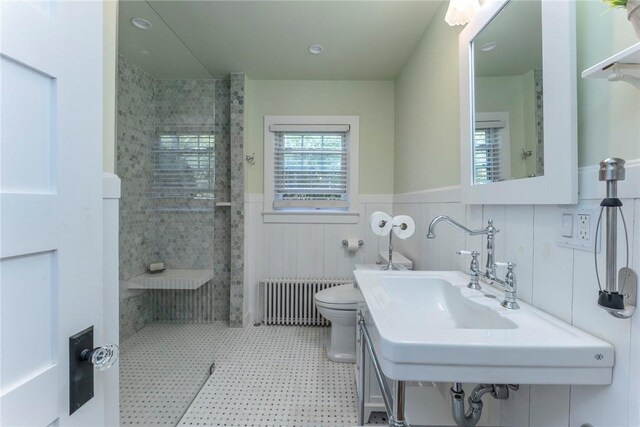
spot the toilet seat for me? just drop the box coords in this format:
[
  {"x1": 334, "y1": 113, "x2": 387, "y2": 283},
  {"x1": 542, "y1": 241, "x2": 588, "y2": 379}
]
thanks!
[{"x1": 314, "y1": 284, "x2": 361, "y2": 310}]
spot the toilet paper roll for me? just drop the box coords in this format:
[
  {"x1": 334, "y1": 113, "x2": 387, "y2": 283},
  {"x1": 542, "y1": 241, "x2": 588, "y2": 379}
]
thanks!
[
  {"x1": 370, "y1": 211, "x2": 392, "y2": 236},
  {"x1": 392, "y1": 215, "x2": 415, "y2": 240},
  {"x1": 346, "y1": 238, "x2": 360, "y2": 252}
]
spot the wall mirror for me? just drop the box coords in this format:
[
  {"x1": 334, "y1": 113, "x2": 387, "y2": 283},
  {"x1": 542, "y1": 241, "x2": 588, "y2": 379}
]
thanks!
[{"x1": 459, "y1": 0, "x2": 577, "y2": 204}]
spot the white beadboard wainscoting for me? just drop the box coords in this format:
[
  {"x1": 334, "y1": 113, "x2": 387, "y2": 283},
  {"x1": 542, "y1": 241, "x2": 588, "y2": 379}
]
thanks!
[
  {"x1": 392, "y1": 160, "x2": 640, "y2": 427},
  {"x1": 243, "y1": 194, "x2": 394, "y2": 325}
]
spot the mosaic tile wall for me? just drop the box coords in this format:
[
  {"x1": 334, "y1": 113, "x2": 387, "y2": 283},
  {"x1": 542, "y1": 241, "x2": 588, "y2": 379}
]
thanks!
[
  {"x1": 229, "y1": 73, "x2": 245, "y2": 327},
  {"x1": 117, "y1": 57, "x2": 241, "y2": 338},
  {"x1": 534, "y1": 68, "x2": 544, "y2": 177},
  {"x1": 117, "y1": 57, "x2": 156, "y2": 341},
  {"x1": 151, "y1": 80, "x2": 217, "y2": 321},
  {"x1": 214, "y1": 80, "x2": 232, "y2": 321},
  {"x1": 156, "y1": 80, "x2": 216, "y2": 127},
  {"x1": 151, "y1": 80, "x2": 233, "y2": 323}
]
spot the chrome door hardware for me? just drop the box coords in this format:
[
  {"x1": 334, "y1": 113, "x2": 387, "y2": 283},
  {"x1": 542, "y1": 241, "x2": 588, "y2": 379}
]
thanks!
[{"x1": 69, "y1": 326, "x2": 118, "y2": 415}]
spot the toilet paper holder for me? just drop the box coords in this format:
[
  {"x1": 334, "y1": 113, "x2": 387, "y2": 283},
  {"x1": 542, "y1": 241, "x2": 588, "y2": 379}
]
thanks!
[{"x1": 342, "y1": 239, "x2": 364, "y2": 247}]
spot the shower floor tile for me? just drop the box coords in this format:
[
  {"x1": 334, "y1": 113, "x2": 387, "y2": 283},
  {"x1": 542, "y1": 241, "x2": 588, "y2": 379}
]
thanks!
[
  {"x1": 119, "y1": 322, "x2": 223, "y2": 426},
  {"x1": 121, "y1": 322, "x2": 386, "y2": 426}
]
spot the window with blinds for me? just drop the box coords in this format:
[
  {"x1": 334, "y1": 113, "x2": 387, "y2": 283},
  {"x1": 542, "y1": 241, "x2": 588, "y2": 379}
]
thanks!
[
  {"x1": 271, "y1": 125, "x2": 349, "y2": 209},
  {"x1": 474, "y1": 116, "x2": 507, "y2": 184},
  {"x1": 152, "y1": 132, "x2": 215, "y2": 204}
]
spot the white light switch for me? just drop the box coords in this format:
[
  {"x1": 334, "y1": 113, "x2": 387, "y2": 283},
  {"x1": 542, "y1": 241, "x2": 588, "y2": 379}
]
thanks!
[{"x1": 562, "y1": 213, "x2": 573, "y2": 238}]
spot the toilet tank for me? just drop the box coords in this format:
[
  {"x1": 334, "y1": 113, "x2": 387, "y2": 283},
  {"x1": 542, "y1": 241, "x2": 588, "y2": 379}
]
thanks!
[{"x1": 377, "y1": 251, "x2": 413, "y2": 270}]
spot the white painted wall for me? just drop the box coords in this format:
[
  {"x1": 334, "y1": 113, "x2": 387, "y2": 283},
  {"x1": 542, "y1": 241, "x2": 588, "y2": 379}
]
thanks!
[
  {"x1": 244, "y1": 194, "x2": 394, "y2": 324},
  {"x1": 392, "y1": 160, "x2": 640, "y2": 427}
]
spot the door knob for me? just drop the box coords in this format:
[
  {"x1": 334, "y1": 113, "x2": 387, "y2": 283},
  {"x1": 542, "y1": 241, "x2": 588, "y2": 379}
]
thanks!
[
  {"x1": 81, "y1": 344, "x2": 118, "y2": 371},
  {"x1": 69, "y1": 326, "x2": 118, "y2": 415}
]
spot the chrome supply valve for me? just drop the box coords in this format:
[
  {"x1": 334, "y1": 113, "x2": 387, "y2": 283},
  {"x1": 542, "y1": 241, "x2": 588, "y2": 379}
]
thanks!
[
  {"x1": 456, "y1": 250, "x2": 481, "y2": 290},
  {"x1": 493, "y1": 262, "x2": 519, "y2": 310}
]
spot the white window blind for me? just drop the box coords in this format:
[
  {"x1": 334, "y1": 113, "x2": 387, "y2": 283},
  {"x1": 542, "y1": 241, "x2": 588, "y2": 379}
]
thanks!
[
  {"x1": 152, "y1": 132, "x2": 215, "y2": 202},
  {"x1": 473, "y1": 126, "x2": 503, "y2": 184},
  {"x1": 271, "y1": 126, "x2": 349, "y2": 209}
]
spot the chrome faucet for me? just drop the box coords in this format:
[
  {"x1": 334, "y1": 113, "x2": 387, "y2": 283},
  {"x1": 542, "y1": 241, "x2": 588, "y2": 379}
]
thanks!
[
  {"x1": 427, "y1": 216, "x2": 500, "y2": 279},
  {"x1": 492, "y1": 262, "x2": 519, "y2": 310},
  {"x1": 427, "y1": 216, "x2": 520, "y2": 309}
]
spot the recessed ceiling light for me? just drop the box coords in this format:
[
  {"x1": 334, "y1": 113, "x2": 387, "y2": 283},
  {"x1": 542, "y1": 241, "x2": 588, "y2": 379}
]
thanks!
[
  {"x1": 131, "y1": 17, "x2": 152, "y2": 30},
  {"x1": 308, "y1": 44, "x2": 324, "y2": 55},
  {"x1": 480, "y1": 42, "x2": 497, "y2": 52}
]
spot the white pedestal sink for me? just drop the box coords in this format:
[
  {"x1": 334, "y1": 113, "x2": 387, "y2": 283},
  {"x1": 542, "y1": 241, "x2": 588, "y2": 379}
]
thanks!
[{"x1": 354, "y1": 270, "x2": 613, "y2": 385}]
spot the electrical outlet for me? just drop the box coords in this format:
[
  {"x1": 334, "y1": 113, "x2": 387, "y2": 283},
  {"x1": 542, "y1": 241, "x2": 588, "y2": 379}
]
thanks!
[
  {"x1": 577, "y1": 214, "x2": 590, "y2": 241},
  {"x1": 557, "y1": 207, "x2": 600, "y2": 252}
]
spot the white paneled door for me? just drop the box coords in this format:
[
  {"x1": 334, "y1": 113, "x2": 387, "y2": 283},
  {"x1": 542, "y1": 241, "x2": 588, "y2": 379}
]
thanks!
[{"x1": 1, "y1": 1, "x2": 108, "y2": 426}]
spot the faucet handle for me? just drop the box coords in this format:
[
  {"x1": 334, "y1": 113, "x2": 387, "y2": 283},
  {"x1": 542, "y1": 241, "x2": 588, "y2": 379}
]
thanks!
[
  {"x1": 456, "y1": 250, "x2": 479, "y2": 257},
  {"x1": 493, "y1": 261, "x2": 516, "y2": 270},
  {"x1": 457, "y1": 250, "x2": 481, "y2": 290},
  {"x1": 493, "y1": 262, "x2": 519, "y2": 310},
  {"x1": 493, "y1": 262, "x2": 517, "y2": 282},
  {"x1": 458, "y1": 250, "x2": 480, "y2": 269}
]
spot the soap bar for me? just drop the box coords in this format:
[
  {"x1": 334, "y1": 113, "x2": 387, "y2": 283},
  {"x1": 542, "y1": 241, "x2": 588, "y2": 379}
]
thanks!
[{"x1": 149, "y1": 262, "x2": 164, "y2": 272}]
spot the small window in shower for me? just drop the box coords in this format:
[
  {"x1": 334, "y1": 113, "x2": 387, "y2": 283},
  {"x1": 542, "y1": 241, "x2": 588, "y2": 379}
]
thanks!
[
  {"x1": 473, "y1": 112, "x2": 510, "y2": 184},
  {"x1": 152, "y1": 130, "x2": 215, "y2": 211}
]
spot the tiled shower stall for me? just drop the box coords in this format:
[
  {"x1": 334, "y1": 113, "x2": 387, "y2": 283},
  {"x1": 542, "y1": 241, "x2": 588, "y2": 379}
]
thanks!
[{"x1": 117, "y1": 56, "x2": 245, "y2": 342}]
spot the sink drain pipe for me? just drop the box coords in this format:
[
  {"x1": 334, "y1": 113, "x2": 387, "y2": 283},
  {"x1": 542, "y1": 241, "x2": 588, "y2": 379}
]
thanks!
[{"x1": 450, "y1": 383, "x2": 519, "y2": 427}]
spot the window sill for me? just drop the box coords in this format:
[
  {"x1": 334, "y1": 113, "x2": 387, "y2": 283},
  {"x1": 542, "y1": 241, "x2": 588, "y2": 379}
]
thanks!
[{"x1": 262, "y1": 211, "x2": 360, "y2": 224}]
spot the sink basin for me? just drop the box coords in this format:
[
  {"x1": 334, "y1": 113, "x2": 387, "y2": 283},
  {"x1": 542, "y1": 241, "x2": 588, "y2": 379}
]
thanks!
[
  {"x1": 354, "y1": 270, "x2": 614, "y2": 385},
  {"x1": 376, "y1": 275, "x2": 517, "y2": 330}
]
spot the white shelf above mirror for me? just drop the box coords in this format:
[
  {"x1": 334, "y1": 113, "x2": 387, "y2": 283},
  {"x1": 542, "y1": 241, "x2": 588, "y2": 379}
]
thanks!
[{"x1": 582, "y1": 42, "x2": 640, "y2": 89}]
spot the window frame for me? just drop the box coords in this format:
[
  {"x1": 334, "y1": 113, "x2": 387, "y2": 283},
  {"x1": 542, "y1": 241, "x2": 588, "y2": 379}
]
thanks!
[{"x1": 263, "y1": 115, "x2": 359, "y2": 224}]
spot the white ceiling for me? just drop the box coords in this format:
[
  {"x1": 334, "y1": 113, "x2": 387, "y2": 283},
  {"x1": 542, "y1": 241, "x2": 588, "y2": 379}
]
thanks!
[
  {"x1": 118, "y1": 1, "x2": 443, "y2": 80},
  {"x1": 474, "y1": 0, "x2": 542, "y2": 77}
]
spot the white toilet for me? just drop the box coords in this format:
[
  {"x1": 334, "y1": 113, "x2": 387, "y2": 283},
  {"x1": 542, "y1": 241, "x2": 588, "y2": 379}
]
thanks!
[{"x1": 314, "y1": 251, "x2": 413, "y2": 363}]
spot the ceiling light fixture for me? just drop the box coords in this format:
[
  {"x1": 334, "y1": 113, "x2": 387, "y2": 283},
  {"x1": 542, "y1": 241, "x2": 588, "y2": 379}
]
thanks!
[
  {"x1": 308, "y1": 44, "x2": 324, "y2": 55},
  {"x1": 444, "y1": 0, "x2": 481, "y2": 26},
  {"x1": 480, "y1": 42, "x2": 497, "y2": 52},
  {"x1": 131, "y1": 17, "x2": 152, "y2": 30}
]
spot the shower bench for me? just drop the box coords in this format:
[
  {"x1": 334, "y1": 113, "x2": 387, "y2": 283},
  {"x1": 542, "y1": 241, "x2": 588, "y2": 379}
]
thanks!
[{"x1": 127, "y1": 269, "x2": 214, "y2": 290}]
